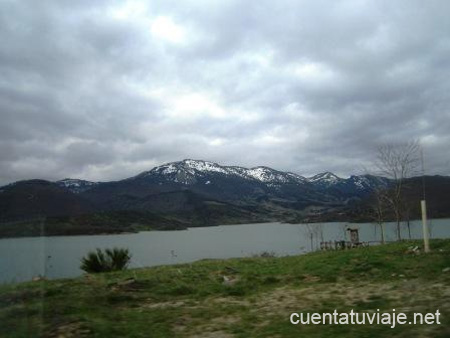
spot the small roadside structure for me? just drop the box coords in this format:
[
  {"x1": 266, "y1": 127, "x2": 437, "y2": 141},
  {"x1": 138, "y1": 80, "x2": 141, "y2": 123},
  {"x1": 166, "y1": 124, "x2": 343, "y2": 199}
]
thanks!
[
  {"x1": 320, "y1": 226, "x2": 368, "y2": 250},
  {"x1": 346, "y1": 227, "x2": 359, "y2": 246}
]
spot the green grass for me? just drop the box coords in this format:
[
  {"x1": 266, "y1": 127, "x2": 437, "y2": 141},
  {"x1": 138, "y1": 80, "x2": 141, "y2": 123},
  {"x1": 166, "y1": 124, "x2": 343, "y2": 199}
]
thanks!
[{"x1": 1, "y1": 240, "x2": 450, "y2": 337}]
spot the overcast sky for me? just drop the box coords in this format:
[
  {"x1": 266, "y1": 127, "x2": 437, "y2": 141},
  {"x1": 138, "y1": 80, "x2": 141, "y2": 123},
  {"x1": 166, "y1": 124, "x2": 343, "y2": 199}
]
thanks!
[{"x1": 1, "y1": 0, "x2": 449, "y2": 185}]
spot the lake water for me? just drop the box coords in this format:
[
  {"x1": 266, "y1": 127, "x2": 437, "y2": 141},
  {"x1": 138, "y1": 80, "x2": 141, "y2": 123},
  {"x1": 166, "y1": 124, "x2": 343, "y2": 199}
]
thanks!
[{"x1": 0, "y1": 218, "x2": 449, "y2": 284}]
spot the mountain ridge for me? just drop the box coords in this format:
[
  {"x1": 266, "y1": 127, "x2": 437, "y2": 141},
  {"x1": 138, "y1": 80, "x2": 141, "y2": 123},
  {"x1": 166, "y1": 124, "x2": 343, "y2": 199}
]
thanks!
[
  {"x1": 1, "y1": 159, "x2": 449, "y2": 237},
  {"x1": 1, "y1": 159, "x2": 380, "y2": 191},
  {"x1": 49, "y1": 159, "x2": 363, "y2": 191}
]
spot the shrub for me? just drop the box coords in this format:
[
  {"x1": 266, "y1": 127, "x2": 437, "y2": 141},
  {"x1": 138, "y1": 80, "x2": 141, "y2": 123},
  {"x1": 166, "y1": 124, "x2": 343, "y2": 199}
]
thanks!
[
  {"x1": 80, "y1": 248, "x2": 131, "y2": 273},
  {"x1": 105, "y1": 248, "x2": 131, "y2": 271}
]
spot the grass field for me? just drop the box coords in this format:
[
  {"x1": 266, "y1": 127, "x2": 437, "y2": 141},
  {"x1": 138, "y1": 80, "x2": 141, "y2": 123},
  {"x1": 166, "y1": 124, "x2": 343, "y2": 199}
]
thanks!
[{"x1": 1, "y1": 239, "x2": 449, "y2": 337}]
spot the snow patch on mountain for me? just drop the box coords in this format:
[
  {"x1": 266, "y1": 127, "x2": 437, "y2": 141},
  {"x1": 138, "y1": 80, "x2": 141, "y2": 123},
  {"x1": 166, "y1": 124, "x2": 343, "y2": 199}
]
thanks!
[
  {"x1": 56, "y1": 179, "x2": 98, "y2": 193},
  {"x1": 308, "y1": 172, "x2": 342, "y2": 184},
  {"x1": 147, "y1": 160, "x2": 226, "y2": 177},
  {"x1": 246, "y1": 167, "x2": 288, "y2": 183},
  {"x1": 136, "y1": 159, "x2": 316, "y2": 187},
  {"x1": 183, "y1": 159, "x2": 228, "y2": 174},
  {"x1": 134, "y1": 160, "x2": 386, "y2": 197}
]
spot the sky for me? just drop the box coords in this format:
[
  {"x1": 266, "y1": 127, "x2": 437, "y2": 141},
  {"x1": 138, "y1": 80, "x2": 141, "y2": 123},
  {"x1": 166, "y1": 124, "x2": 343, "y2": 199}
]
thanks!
[{"x1": 1, "y1": 0, "x2": 449, "y2": 185}]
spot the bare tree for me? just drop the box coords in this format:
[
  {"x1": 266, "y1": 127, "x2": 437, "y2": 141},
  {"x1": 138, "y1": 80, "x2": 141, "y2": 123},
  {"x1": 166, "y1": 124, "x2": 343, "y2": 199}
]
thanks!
[
  {"x1": 402, "y1": 195, "x2": 416, "y2": 240},
  {"x1": 369, "y1": 187, "x2": 388, "y2": 244},
  {"x1": 375, "y1": 141, "x2": 420, "y2": 240}
]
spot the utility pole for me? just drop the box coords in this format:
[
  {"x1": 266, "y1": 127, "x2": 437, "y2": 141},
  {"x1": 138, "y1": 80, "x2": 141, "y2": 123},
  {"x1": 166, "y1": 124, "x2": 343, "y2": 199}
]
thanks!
[
  {"x1": 421, "y1": 200, "x2": 430, "y2": 253},
  {"x1": 420, "y1": 147, "x2": 430, "y2": 253}
]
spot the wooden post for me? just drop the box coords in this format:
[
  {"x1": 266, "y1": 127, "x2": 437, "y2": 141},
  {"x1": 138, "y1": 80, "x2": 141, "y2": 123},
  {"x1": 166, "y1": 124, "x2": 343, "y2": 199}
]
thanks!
[{"x1": 421, "y1": 200, "x2": 430, "y2": 253}]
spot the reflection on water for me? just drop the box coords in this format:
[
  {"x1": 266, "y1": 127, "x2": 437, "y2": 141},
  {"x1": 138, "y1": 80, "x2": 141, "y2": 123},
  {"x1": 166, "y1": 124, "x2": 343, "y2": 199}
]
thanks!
[{"x1": 0, "y1": 218, "x2": 448, "y2": 283}]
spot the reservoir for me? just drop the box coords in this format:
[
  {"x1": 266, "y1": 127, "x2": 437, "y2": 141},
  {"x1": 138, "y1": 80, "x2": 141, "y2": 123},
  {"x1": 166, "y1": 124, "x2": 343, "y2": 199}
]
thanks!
[{"x1": 0, "y1": 218, "x2": 448, "y2": 284}]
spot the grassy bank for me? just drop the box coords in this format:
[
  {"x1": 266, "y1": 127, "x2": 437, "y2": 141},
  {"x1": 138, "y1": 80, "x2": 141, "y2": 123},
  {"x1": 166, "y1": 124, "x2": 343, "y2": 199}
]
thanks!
[{"x1": 1, "y1": 240, "x2": 450, "y2": 337}]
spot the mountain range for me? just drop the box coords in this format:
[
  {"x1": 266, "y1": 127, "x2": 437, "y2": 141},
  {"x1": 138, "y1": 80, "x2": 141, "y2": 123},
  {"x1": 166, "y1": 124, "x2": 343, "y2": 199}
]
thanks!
[{"x1": 0, "y1": 159, "x2": 448, "y2": 237}]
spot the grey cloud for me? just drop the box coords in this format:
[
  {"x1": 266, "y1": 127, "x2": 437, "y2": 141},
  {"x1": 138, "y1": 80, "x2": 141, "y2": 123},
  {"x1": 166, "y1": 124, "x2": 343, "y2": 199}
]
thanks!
[{"x1": 1, "y1": 0, "x2": 449, "y2": 185}]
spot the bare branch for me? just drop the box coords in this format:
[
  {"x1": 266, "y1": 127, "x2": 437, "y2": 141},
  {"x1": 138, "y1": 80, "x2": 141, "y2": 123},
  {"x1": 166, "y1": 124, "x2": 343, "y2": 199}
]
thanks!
[{"x1": 373, "y1": 140, "x2": 421, "y2": 240}]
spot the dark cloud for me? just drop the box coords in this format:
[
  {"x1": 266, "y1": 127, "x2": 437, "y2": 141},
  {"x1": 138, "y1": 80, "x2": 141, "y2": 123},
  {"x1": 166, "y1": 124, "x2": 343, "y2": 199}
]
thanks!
[{"x1": 1, "y1": 0, "x2": 449, "y2": 185}]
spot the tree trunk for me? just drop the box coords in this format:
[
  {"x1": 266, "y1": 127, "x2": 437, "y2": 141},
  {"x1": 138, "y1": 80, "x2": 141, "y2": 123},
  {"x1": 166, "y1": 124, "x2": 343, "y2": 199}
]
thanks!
[
  {"x1": 380, "y1": 222, "x2": 385, "y2": 244},
  {"x1": 396, "y1": 217, "x2": 402, "y2": 241},
  {"x1": 407, "y1": 220, "x2": 411, "y2": 240}
]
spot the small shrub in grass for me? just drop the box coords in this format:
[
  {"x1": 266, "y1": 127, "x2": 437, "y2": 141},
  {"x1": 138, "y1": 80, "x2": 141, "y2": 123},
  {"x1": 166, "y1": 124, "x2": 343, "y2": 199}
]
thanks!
[
  {"x1": 105, "y1": 248, "x2": 131, "y2": 271},
  {"x1": 80, "y1": 248, "x2": 131, "y2": 273}
]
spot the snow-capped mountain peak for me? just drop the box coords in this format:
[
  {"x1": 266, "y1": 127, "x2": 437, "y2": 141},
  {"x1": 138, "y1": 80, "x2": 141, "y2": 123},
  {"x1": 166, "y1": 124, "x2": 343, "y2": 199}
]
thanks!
[
  {"x1": 132, "y1": 160, "x2": 387, "y2": 197},
  {"x1": 137, "y1": 160, "x2": 308, "y2": 185},
  {"x1": 149, "y1": 159, "x2": 226, "y2": 175},
  {"x1": 347, "y1": 174, "x2": 389, "y2": 190},
  {"x1": 246, "y1": 167, "x2": 290, "y2": 183},
  {"x1": 181, "y1": 159, "x2": 227, "y2": 174},
  {"x1": 308, "y1": 172, "x2": 342, "y2": 184}
]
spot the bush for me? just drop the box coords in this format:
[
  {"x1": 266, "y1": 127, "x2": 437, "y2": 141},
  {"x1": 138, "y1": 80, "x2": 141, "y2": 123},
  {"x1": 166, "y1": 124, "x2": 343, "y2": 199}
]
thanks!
[
  {"x1": 105, "y1": 248, "x2": 131, "y2": 271},
  {"x1": 80, "y1": 248, "x2": 131, "y2": 273}
]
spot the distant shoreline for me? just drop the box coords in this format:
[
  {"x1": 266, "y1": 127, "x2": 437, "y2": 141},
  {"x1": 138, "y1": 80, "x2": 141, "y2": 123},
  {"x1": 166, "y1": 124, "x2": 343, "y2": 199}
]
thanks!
[{"x1": 1, "y1": 217, "x2": 448, "y2": 239}]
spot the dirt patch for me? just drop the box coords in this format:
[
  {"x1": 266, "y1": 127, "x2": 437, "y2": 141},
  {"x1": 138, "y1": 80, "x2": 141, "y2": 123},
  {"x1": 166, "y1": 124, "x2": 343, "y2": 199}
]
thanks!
[
  {"x1": 172, "y1": 312, "x2": 241, "y2": 337},
  {"x1": 158, "y1": 279, "x2": 450, "y2": 336},
  {"x1": 211, "y1": 297, "x2": 251, "y2": 307},
  {"x1": 301, "y1": 274, "x2": 321, "y2": 282},
  {"x1": 47, "y1": 321, "x2": 90, "y2": 338},
  {"x1": 209, "y1": 315, "x2": 240, "y2": 326},
  {"x1": 173, "y1": 315, "x2": 193, "y2": 334},
  {"x1": 142, "y1": 300, "x2": 187, "y2": 309},
  {"x1": 184, "y1": 316, "x2": 240, "y2": 338},
  {"x1": 250, "y1": 280, "x2": 450, "y2": 316},
  {"x1": 188, "y1": 331, "x2": 235, "y2": 338},
  {"x1": 170, "y1": 298, "x2": 244, "y2": 336}
]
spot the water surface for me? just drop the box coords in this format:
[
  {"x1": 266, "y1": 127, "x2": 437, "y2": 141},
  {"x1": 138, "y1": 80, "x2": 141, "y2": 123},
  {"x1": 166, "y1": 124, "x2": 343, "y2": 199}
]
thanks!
[{"x1": 0, "y1": 218, "x2": 448, "y2": 284}]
